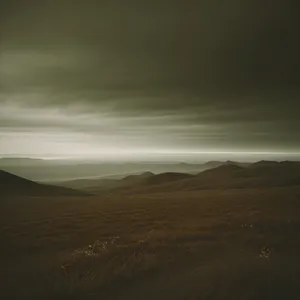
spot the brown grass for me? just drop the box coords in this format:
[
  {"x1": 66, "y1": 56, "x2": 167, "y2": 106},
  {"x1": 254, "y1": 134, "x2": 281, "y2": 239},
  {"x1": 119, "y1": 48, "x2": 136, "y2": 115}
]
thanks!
[{"x1": 1, "y1": 186, "x2": 300, "y2": 299}]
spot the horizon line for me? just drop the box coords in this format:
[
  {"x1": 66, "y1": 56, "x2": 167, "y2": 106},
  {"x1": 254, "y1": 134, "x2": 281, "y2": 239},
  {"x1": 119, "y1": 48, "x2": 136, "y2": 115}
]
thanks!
[{"x1": 1, "y1": 150, "x2": 300, "y2": 160}]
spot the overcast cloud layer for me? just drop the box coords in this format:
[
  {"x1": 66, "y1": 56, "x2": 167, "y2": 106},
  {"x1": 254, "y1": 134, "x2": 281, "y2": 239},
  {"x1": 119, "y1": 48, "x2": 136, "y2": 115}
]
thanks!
[{"x1": 0, "y1": 0, "x2": 299, "y2": 159}]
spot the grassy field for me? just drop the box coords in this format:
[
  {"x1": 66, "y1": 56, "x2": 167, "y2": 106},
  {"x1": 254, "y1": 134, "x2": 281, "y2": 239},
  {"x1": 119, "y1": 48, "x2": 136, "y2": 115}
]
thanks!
[{"x1": 1, "y1": 187, "x2": 300, "y2": 299}]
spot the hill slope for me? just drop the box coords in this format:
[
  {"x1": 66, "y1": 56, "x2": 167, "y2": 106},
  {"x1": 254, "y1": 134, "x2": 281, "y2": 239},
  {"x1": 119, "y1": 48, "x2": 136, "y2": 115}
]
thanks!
[
  {"x1": 0, "y1": 170, "x2": 89, "y2": 196},
  {"x1": 87, "y1": 161, "x2": 300, "y2": 194},
  {"x1": 83, "y1": 172, "x2": 195, "y2": 193}
]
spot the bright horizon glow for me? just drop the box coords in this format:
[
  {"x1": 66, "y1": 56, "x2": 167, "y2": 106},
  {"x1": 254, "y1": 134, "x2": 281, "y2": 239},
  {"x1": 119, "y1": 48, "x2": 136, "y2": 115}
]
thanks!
[{"x1": 1, "y1": 150, "x2": 300, "y2": 161}]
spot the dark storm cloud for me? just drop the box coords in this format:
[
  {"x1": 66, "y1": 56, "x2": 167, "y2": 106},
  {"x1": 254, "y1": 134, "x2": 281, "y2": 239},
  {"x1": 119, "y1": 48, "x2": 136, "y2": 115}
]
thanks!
[{"x1": 0, "y1": 0, "x2": 300, "y2": 156}]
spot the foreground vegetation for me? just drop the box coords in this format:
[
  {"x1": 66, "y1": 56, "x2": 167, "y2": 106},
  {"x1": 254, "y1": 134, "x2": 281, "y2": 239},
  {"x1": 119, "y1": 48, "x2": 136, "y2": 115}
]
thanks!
[{"x1": 1, "y1": 187, "x2": 300, "y2": 299}]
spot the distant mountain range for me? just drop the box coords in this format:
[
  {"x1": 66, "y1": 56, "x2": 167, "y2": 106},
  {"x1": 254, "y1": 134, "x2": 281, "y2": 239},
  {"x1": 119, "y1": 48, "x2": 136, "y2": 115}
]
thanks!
[
  {"x1": 0, "y1": 158, "x2": 238, "y2": 181},
  {"x1": 2, "y1": 160, "x2": 300, "y2": 197},
  {"x1": 56, "y1": 160, "x2": 300, "y2": 194}
]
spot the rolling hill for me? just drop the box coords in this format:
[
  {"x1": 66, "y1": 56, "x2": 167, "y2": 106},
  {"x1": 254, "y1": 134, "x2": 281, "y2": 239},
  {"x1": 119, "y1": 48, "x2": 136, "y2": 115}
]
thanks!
[
  {"x1": 67, "y1": 172, "x2": 195, "y2": 193},
  {"x1": 69, "y1": 161, "x2": 300, "y2": 194},
  {"x1": 0, "y1": 158, "x2": 243, "y2": 181},
  {"x1": 149, "y1": 161, "x2": 300, "y2": 192},
  {"x1": 0, "y1": 170, "x2": 90, "y2": 197}
]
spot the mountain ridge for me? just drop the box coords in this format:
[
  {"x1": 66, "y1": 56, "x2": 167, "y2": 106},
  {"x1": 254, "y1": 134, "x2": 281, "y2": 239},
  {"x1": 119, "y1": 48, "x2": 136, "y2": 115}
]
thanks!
[{"x1": 78, "y1": 161, "x2": 300, "y2": 194}]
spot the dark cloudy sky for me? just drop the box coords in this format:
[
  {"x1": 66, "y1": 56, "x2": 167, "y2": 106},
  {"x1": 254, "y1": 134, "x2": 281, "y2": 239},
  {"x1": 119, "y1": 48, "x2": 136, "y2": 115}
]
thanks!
[{"x1": 0, "y1": 0, "x2": 299, "y2": 159}]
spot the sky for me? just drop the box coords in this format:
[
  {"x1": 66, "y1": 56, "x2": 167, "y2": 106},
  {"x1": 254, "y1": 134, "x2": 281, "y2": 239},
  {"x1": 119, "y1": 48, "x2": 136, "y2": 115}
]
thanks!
[{"x1": 0, "y1": 0, "x2": 299, "y2": 160}]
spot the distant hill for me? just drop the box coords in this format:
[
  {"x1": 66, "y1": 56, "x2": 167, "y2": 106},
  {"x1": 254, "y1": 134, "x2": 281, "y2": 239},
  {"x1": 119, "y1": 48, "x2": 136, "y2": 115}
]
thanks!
[
  {"x1": 198, "y1": 163, "x2": 244, "y2": 177},
  {"x1": 57, "y1": 172, "x2": 155, "y2": 191},
  {"x1": 48, "y1": 160, "x2": 300, "y2": 194},
  {"x1": 202, "y1": 161, "x2": 224, "y2": 168},
  {"x1": 121, "y1": 164, "x2": 245, "y2": 193},
  {"x1": 154, "y1": 161, "x2": 300, "y2": 192},
  {"x1": 77, "y1": 161, "x2": 300, "y2": 194},
  {"x1": 50, "y1": 161, "x2": 249, "y2": 189},
  {"x1": 141, "y1": 172, "x2": 194, "y2": 186},
  {"x1": 122, "y1": 171, "x2": 155, "y2": 181},
  {"x1": 249, "y1": 160, "x2": 280, "y2": 168},
  {"x1": 0, "y1": 158, "x2": 244, "y2": 181},
  {"x1": 0, "y1": 170, "x2": 90, "y2": 197},
  {"x1": 78, "y1": 172, "x2": 198, "y2": 193},
  {"x1": 201, "y1": 160, "x2": 250, "y2": 169},
  {"x1": 66, "y1": 171, "x2": 194, "y2": 193}
]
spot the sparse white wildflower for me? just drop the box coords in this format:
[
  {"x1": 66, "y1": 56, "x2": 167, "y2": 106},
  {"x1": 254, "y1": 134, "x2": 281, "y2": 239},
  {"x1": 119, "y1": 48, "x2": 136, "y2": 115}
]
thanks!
[
  {"x1": 259, "y1": 247, "x2": 272, "y2": 259},
  {"x1": 70, "y1": 236, "x2": 120, "y2": 259}
]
